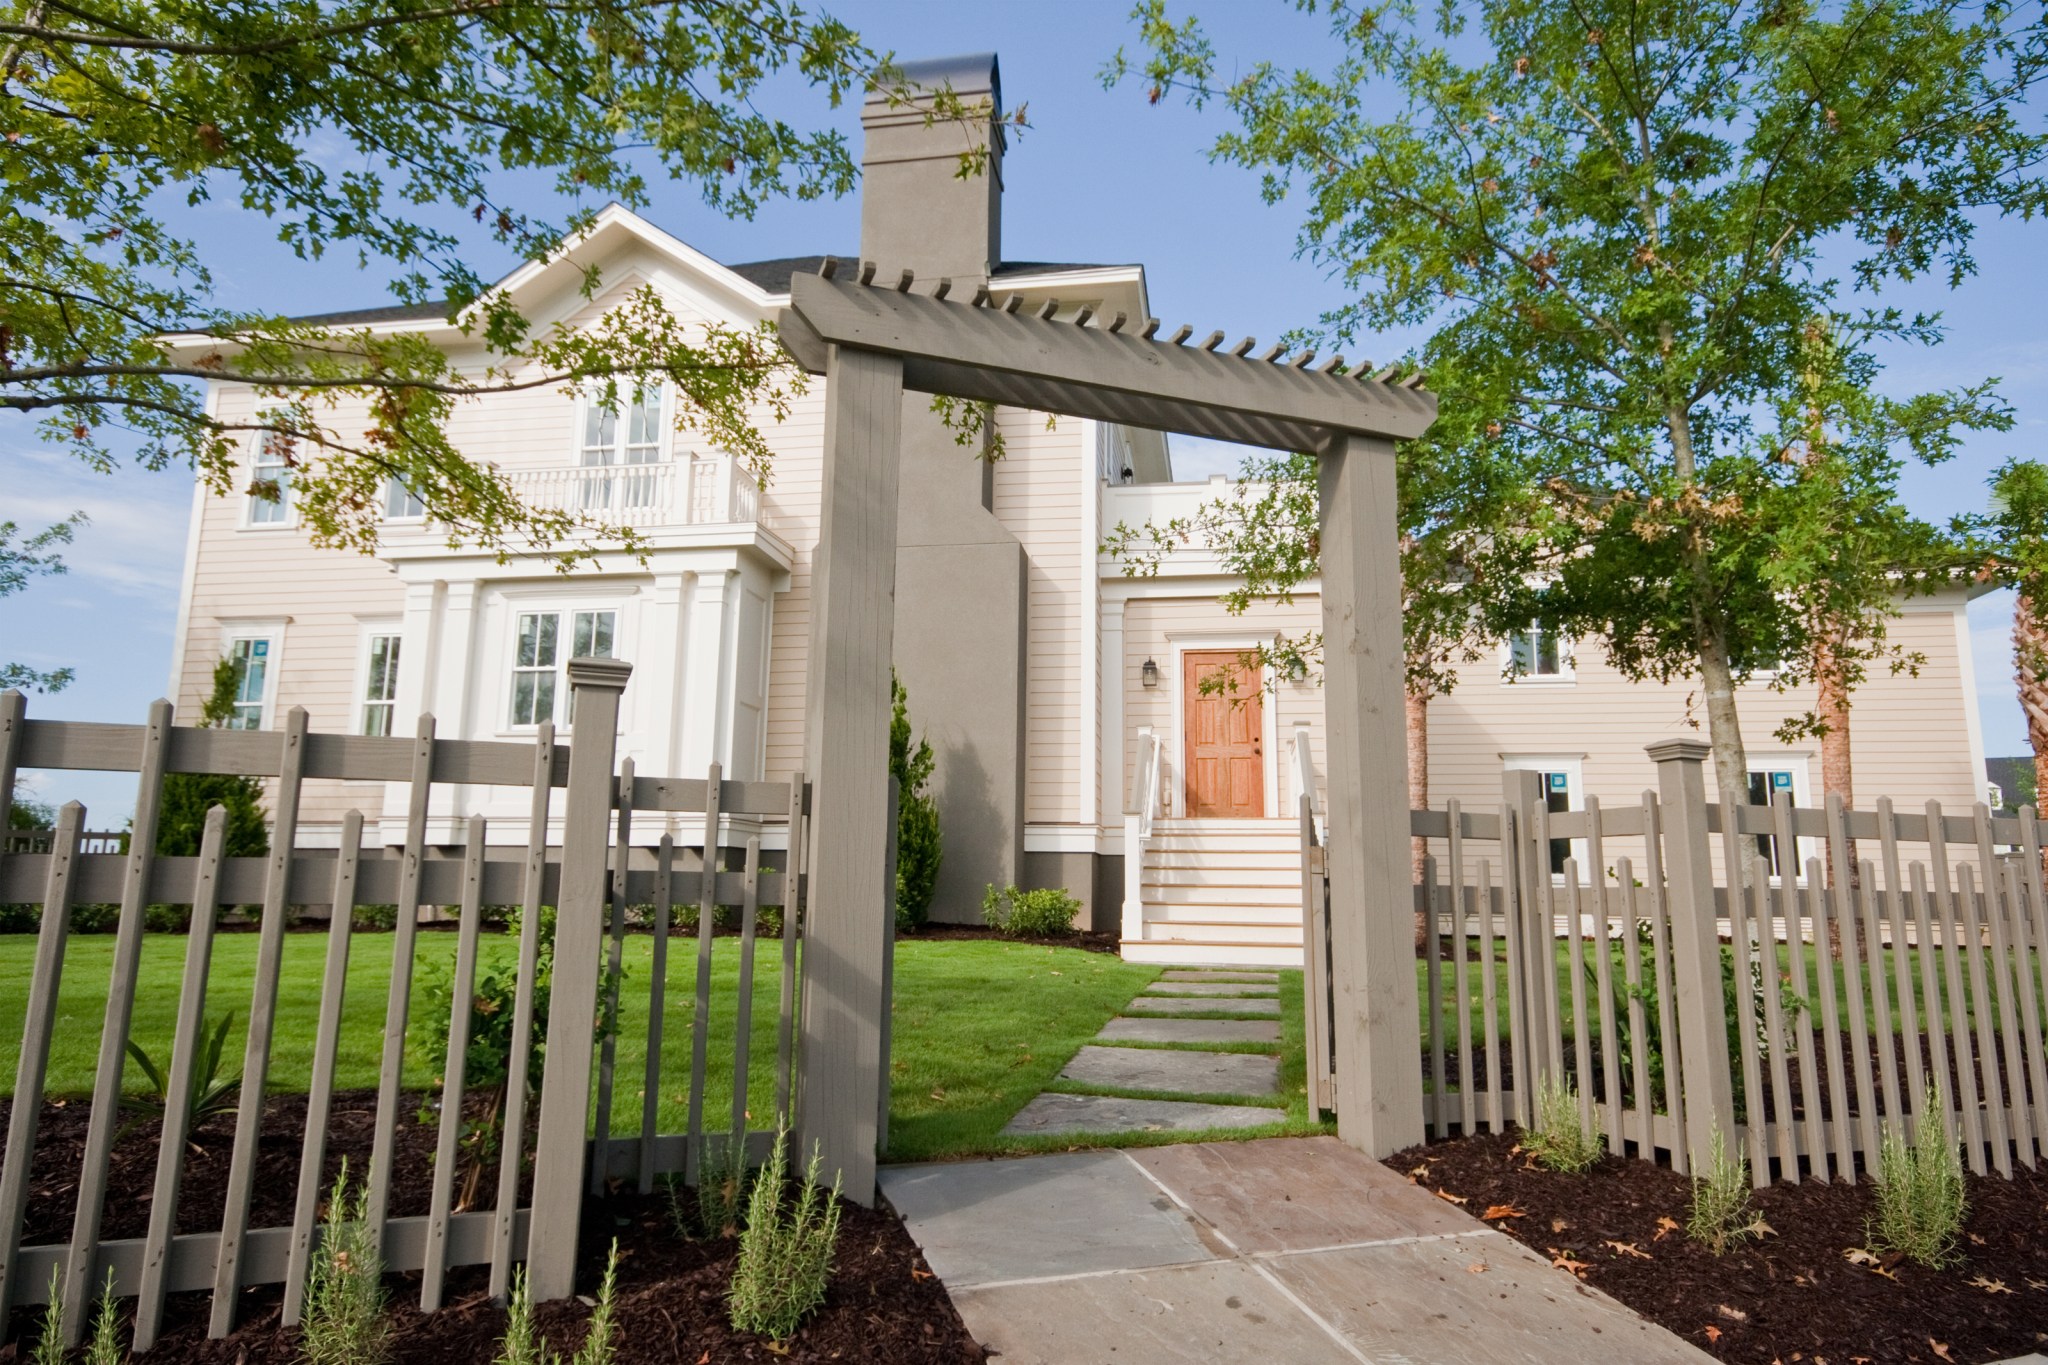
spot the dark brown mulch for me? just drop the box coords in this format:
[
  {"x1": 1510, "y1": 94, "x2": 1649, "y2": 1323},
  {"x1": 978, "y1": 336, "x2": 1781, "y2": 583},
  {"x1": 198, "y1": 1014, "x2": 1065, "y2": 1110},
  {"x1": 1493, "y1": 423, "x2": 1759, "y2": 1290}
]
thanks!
[
  {"x1": 902, "y1": 924, "x2": 1123, "y2": 954},
  {"x1": 2, "y1": 1096, "x2": 984, "y2": 1364},
  {"x1": 1394, "y1": 1129, "x2": 2048, "y2": 1365}
]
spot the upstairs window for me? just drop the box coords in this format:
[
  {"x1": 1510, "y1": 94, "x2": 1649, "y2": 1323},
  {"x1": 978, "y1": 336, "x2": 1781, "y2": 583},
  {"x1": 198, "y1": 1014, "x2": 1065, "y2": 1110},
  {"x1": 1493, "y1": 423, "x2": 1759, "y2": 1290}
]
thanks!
[
  {"x1": 580, "y1": 389, "x2": 664, "y2": 467},
  {"x1": 246, "y1": 434, "x2": 293, "y2": 525},
  {"x1": 1505, "y1": 622, "x2": 1572, "y2": 681},
  {"x1": 384, "y1": 477, "x2": 425, "y2": 520}
]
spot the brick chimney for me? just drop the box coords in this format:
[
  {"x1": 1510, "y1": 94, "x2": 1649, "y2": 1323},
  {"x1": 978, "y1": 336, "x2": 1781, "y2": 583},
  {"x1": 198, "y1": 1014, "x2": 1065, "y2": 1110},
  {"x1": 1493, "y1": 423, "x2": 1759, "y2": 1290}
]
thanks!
[{"x1": 860, "y1": 54, "x2": 1026, "y2": 922}]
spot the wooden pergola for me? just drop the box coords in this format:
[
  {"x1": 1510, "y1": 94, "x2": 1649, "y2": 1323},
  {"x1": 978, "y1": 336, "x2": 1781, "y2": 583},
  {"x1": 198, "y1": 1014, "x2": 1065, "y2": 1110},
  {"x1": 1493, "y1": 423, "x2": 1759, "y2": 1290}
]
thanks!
[{"x1": 779, "y1": 266, "x2": 1439, "y2": 1198}]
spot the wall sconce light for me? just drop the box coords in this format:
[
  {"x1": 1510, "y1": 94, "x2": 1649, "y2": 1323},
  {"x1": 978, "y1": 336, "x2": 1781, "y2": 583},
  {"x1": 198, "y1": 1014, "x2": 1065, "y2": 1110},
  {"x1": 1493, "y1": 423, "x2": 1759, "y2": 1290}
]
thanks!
[
  {"x1": 1141, "y1": 657, "x2": 1159, "y2": 689},
  {"x1": 1285, "y1": 657, "x2": 1309, "y2": 684}
]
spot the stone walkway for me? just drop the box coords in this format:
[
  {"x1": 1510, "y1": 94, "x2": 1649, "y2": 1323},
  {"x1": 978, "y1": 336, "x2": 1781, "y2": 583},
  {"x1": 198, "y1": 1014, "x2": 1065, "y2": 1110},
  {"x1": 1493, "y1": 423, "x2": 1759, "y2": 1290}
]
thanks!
[
  {"x1": 880, "y1": 1135, "x2": 1715, "y2": 1365},
  {"x1": 999, "y1": 968, "x2": 1289, "y2": 1138}
]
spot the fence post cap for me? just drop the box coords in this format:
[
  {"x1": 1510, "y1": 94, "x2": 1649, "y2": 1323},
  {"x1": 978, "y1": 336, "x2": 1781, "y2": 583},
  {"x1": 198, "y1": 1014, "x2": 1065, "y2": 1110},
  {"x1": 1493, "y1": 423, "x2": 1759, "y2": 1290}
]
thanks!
[
  {"x1": 1644, "y1": 737, "x2": 1712, "y2": 764},
  {"x1": 566, "y1": 656, "x2": 634, "y2": 690}
]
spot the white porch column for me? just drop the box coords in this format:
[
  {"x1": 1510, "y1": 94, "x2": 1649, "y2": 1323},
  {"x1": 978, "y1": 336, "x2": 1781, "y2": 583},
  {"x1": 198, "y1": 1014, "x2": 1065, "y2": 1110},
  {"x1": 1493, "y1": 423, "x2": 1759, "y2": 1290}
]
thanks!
[
  {"x1": 432, "y1": 580, "x2": 480, "y2": 826},
  {"x1": 642, "y1": 571, "x2": 691, "y2": 781},
  {"x1": 385, "y1": 579, "x2": 444, "y2": 838},
  {"x1": 1098, "y1": 596, "x2": 1124, "y2": 832},
  {"x1": 678, "y1": 568, "x2": 735, "y2": 776}
]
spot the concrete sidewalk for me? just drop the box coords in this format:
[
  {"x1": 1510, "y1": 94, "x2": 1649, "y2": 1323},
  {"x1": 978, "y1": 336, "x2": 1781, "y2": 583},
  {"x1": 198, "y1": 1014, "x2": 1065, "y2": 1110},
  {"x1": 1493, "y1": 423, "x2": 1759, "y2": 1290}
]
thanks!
[{"x1": 880, "y1": 1136, "x2": 1714, "y2": 1365}]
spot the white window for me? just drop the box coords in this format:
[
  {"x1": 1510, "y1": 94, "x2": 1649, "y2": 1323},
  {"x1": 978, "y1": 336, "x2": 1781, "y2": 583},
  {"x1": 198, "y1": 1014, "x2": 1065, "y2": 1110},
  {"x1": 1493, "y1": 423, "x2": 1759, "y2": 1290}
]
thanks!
[
  {"x1": 223, "y1": 635, "x2": 274, "y2": 730},
  {"x1": 509, "y1": 607, "x2": 616, "y2": 728},
  {"x1": 359, "y1": 632, "x2": 402, "y2": 736},
  {"x1": 1505, "y1": 622, "x2": 1572, "y2": 681},
  {"x1": 246, "y1": 434, "x2": 293, "y2": 525},
  {"x1": 384, "y1": 477, "x2": 425, "y2": 521},
  {"x1": 577, "y1": 388, "x2": 665, "y2": 514}
]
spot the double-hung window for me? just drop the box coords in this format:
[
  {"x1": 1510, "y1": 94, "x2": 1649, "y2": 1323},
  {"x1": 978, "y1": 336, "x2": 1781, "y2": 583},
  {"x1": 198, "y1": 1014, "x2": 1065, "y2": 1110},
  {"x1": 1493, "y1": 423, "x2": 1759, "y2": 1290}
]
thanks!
[
  {"x1": 384, "y1": 478, "x2": 426, "y2": 521},
  {"x1": 510, "y1": 608, "x2": 616, "y2": 728},
  {"x1": 360, "y1": 633, "x2": 402, "y2": 736},
  {"x1": 1748, "y1": 768, "x2": 1801, "y2": 880},
  {"x1": 578, "y1": 388, "x2": 664, "y2": 514},
  {"x1": 246, "y1": 435, "x2": 293, "y2": 525},
  {"x1": 224, "y1": 636, "x2": 273, "y2": 729},
  {"x1": 1506, "y1": 622, "x2": 1571, "y2": 680}
]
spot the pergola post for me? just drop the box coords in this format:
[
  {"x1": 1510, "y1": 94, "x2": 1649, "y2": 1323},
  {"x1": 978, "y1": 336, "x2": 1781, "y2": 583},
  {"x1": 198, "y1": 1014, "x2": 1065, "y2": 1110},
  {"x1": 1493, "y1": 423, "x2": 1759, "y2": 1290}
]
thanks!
[
  {"x1": 794, "y1": 344, "x2": 904, "y2": 1204},
  {"x1": 1315, "y1": 432, "x2": 1424, "y2": 1156}
]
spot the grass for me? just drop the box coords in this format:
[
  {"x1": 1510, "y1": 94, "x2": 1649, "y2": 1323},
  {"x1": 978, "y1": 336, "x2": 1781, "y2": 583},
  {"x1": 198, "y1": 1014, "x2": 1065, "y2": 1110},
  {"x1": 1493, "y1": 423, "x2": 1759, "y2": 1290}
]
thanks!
[{"x1": 0, "y1": 932, "x2": 1204, "y2": 1162}]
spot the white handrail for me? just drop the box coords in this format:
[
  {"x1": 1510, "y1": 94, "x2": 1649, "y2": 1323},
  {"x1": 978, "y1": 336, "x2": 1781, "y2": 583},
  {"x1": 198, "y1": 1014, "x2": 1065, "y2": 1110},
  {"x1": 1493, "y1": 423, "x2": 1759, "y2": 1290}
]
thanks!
[
  {"x1": 1135, "y1": 728, "x2": 1163, "y2": 839},
  {"x1": 1122, "y1": 727, "x2": 1165, "y2": 943},
  {"x1": 1291, "y1": 726, "x2": 1321, "y2": 839}
]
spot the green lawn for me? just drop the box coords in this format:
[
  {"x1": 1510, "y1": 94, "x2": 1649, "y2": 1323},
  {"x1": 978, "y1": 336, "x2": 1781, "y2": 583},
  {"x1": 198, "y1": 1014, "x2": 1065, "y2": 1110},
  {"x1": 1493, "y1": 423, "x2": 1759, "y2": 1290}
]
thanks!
[{"x1": 0, "y1": 931, "x2": 1279, "y2": 1163}]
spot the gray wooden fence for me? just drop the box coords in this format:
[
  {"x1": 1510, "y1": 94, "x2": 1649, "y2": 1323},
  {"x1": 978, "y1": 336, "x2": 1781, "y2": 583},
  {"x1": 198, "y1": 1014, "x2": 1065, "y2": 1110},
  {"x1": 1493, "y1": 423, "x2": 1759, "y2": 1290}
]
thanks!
[
  {"x1": 0, "y1": 665, "x2": 815, "y2": 1347},
  {"x1": 1303, "y1": 739, "x2": 2048, "y2": 1188}
]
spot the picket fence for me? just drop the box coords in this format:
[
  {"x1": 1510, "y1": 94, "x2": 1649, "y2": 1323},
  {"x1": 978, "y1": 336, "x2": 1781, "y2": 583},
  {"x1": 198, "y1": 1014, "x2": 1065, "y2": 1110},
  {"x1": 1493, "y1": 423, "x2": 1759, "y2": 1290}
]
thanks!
[
  {"x1": 1302, "y1": 739, "x2": 2048, "y2": 1187},
  {"x1": 0, "y1": 666, "x2": 819, "y2": 1348}
]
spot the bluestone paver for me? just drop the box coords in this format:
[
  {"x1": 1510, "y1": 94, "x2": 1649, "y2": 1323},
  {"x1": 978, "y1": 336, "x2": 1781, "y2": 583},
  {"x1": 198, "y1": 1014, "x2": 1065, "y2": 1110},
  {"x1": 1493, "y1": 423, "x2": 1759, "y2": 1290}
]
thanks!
[
  {"x1": 1060, "y1": 1044, "x2": 1281, "y2": 1097},
  {"x1": 1095, "y1": 1016, "x2": 1281, "y2": 1045},
  {"x1": 1000, "y1": 1092, "x2": 1284, "y2": 1137},
  {"x1": 1161, "y1": 970, "x2": 1278, "y2": 983},
  {"x1": 1143, "y1": 981, "x2": 1280, "y2": 997},
  {"x1": 876, "y1": 1150, "x2": 1218, "y2": 1286},
  {"x1": 1125, "y1": 995, "x2": 1280, "y2": 1016}
]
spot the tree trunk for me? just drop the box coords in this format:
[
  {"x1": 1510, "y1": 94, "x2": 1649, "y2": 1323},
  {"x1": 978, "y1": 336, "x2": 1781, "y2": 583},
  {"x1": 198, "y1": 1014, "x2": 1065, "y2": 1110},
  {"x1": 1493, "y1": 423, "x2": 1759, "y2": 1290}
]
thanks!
[
  {"x1": 2018, "y1": 587, "x2": 2048, "y2": 878},
  {"x1": 1812, "y1": 627, "x2": 1856, "y2": 954},
  {"x1": 1407, "y1": 680, "x2": 1429, "y2": 949}
]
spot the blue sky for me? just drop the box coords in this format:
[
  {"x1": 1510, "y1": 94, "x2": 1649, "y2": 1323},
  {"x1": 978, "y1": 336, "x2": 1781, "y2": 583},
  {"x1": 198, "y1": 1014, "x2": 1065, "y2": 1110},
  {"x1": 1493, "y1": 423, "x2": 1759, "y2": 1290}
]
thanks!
[{"x1": 3, "y1": 0, "x2": 2040, "y2": 820}]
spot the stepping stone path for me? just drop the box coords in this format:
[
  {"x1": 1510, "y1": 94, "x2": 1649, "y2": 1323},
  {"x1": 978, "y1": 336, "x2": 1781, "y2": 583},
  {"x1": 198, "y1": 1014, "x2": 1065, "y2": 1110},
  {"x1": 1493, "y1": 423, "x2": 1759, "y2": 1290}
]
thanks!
[{"x1": 999, "y1": 968, "x2": 1288, "y2": 1138}]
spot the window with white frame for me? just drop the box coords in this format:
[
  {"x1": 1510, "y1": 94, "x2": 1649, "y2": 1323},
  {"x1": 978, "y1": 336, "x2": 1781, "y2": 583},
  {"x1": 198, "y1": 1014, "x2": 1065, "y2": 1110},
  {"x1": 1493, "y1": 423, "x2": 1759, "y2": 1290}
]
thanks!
[
  {"x1": 223, "y1": 635, "x2": 274, "y2": 729},
  {"x1": 578, "y1": 388, "x2": 664, "y2": 514},
  {"x1": 1504, "y1": 757, "x2": 1584, "y2": 878},
  {"x1": 509, "y1": 607, "x2": 616, "y2": 728},
  {"x1": 1505, "y1": 622, "x2": 1572, "y2": 680},
  {"x1": 384, "y1": 477, "x2": 425, "y2": 521},
  {"x1": 246, "y1": 434, "x2": 293, "y2": 525},
  {"x1": 359, "y1": 632, "x2": 401, "y2": 736}
]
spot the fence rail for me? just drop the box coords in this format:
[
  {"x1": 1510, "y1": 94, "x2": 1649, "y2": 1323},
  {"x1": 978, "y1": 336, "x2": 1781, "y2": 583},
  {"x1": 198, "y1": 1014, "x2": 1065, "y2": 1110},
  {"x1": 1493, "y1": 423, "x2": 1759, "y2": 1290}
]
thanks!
[
  {"x1": 1303, "y1": 741, "x2": 2048, "y2": 1189},
  {"x1": 0, "y1": 678, "x2": 812, "y2": 1347}
]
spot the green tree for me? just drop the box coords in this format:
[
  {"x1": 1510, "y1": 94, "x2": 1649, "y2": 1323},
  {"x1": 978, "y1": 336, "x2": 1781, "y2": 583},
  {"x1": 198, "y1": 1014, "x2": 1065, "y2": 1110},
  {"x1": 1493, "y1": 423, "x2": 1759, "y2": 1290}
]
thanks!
[
  {"x1": 889, "y1": 672, "x2": 942, "y2": 932},
  {"x1": 0, "y1": 516, "x2": 80, "y2": 692},
  {"x1": 156, "y1": 657, "x2": 269, "y2": 861},
  {"x1": 1113, "y1": 0, "x2": 2046, "y2": 818}
]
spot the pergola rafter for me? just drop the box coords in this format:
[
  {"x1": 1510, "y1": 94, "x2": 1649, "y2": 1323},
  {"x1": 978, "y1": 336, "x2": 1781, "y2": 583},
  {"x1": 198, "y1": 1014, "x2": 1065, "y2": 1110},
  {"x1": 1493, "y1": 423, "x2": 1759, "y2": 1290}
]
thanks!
[{"x1": 781, "y1": 264, "x2": 1435, "y2": 1200}]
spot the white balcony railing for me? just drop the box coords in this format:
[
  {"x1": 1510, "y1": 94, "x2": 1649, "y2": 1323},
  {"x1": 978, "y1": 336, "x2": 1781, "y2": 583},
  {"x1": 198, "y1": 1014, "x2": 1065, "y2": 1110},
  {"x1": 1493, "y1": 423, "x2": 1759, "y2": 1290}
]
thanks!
[{"x1": 499, "y1": 453, "x2": 758, "y2": 529}]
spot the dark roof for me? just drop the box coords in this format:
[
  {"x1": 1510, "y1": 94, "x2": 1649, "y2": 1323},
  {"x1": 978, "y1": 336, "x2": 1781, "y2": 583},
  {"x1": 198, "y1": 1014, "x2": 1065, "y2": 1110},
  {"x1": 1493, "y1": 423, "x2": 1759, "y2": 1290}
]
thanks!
[{"x1": 285, "y1": 256, "x2": 1135, "y2": 325}]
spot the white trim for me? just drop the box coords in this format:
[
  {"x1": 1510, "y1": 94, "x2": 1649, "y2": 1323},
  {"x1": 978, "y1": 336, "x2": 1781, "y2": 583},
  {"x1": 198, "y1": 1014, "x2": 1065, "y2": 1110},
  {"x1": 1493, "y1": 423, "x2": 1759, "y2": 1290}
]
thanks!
[
  {"x1": 239, "y1": 434, "x2": 298, "y2": 530},
  {"x1": 166, "y1": 384, "x2": 218, "y2": 704},
  {"x1": 1166, "y1": 633, "x2": 1280, "y2": 820},
  {"x1": 1953, "y1": 602, "x2": 1989, "y2": 805},
  {"x1": 496, "y1": 594, "x2": 630, "y2": 735},
  {"x1": 1078, "y1": 418, "x2": 1103, "y2": 828},
  {"x1": 1023, "y1": 825, "x2": 1109, "y2": 854},
  {"x1": 1498, "y1": 624, "x2": 1576, "y2": 685},
  {"x1": 1745, "y1": 754, "x2": 1815, "y2": 884}
]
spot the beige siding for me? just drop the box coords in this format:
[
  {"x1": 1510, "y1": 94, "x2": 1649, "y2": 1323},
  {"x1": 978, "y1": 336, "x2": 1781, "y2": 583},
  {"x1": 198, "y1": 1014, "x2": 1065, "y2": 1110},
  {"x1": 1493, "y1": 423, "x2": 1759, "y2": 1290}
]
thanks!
[{"x1": 994, "y1": 411, "x2": 1089, "y2": 824}]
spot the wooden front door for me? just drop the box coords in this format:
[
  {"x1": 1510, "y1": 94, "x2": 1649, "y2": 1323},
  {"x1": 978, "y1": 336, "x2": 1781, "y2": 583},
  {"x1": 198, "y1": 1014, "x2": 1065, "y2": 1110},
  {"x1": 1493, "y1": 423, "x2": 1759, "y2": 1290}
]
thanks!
[{"x1": 1183, "y1": 651, "x2": 1264, "y2": 818}]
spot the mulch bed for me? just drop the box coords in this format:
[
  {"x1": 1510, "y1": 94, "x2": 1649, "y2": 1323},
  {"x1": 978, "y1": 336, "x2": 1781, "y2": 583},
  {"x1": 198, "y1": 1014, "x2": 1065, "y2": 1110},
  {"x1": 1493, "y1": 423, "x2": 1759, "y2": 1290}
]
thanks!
[
  {"x1": 1395, "y1": 1129, "x2": 2048, "y2": 1365},
  {"x1": 1, "y1": 1095, "x2": 984, "y2": 1364}
]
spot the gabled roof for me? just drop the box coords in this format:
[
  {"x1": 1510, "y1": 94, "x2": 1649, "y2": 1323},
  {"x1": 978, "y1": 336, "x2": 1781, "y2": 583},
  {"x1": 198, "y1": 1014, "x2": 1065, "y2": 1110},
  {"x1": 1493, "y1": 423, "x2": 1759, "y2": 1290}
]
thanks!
[{"x1": 282, "y1": 233, "x2": 1136, "y2": 328}]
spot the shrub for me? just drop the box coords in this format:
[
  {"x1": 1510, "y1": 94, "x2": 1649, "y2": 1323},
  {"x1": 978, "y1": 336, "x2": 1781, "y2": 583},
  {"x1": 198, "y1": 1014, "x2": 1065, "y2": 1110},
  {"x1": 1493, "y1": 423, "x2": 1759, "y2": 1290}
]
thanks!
[
  {"x1": 30, "y1": 1265, "x2": 64, "y2": 1365},
  {"x1": 353, "y1": 902, "x2": 399, "y2": 931},
  {"x1": 1686, "y1": 1127, "x2": 1760, "y2": 1255},
  {"x1": 495, "y1": 1242, "x2": 618, "y2": 1365},
  {"x1": 144, "y1": 902, "x2": 195, "y2": 933},
  {"x1": 120, "y1": 1011, "x2": 240, "y2": 1140},
  {"x1": 1526, "y1": 1075, "x2": 1603, "y2": 1173},
  {"x1": 729, "y1": 1128, "x2": 842, "y2": 1340},
  {"x1": 890, "y1": 673, "x2": 942, "y2": 932},
  {"x1": 674, "y1": 1121, "x2": 752, "y2": 1240},
  {"x1": 300, "y1": 1160, "x2": 390, "y2": 1365},
  {"x1": 1870, "y1": 1089, "x2": 1968, "y2": 1268},
  {"x1": 86, "y1": 1268, "x2": 123, "y2": 1365},
  {"x1": 980, "y1": 883, "x2": 1080, "y2": 938}
]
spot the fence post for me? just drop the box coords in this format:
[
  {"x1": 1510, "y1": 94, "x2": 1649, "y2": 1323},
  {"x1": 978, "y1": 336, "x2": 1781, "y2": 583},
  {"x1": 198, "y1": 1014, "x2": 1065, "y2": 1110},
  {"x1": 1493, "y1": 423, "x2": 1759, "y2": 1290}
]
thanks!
[
  {"x1": 527, "y1": 656, "x2": 631, "y2": 1302},
  {"x1": 1499, "y1": 768, "x2": 1547, "y2": 1122},
  {"x1": 1647, "y1": 738, "x2": 1736, "y2": 1164}
]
